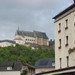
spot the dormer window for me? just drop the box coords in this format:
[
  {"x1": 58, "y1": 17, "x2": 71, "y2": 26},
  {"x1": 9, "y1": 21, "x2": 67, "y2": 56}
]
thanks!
[
  {"x1": 7, "y1": 67, "x2": 12, "y2": 70},
  {"x1": 58, "y1": 23, "x2": 61, "y2": 33},
  {"x1": 52, "y1": 61, "x2": 55, "y2": 66},
  {"x1": 65, "y1": 19, "x2": 68, "y2": 30}
]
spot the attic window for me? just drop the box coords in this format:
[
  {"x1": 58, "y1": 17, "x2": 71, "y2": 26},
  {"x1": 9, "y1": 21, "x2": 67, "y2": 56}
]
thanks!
[
  {"x1": 7, "y1": 67, "x2": 12, "y2": 70},
  {"x1": 52, "y1": 61, "x2": 55, "y2": 66}
]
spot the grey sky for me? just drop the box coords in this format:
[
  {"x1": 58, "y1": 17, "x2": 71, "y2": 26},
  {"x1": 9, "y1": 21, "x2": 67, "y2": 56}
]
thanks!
[{"x1": 0, "y1": 0, "x2": 73, "y2": 40}]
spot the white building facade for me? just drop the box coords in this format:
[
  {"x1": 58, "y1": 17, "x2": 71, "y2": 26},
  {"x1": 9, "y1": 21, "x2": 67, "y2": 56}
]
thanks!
[
  {"x1": 36, "y1": 0, "x2": 75, "y2": 75},
  {"x1": 54, "y1": 1, "x2": 75, "y2": 69},
  {"x1": 0, "y1": 40, "x2": 16, "y2": 47}
]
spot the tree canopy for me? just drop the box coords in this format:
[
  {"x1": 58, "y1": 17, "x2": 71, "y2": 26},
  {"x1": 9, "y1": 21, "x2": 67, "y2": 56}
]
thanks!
[{"x1": 0, "y1": 44, "x2": 55, "y2": 65}]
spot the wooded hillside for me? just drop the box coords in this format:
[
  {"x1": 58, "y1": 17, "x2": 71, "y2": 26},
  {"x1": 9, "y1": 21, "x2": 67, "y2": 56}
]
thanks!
[{"x1": 0, "y1": 43, "x2": 55, "y2": 65}]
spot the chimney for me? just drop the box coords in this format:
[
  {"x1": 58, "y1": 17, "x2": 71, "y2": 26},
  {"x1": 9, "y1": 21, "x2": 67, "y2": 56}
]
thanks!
[{"x1": 74, "y1": 0, "x2": 75, "y2": 3}]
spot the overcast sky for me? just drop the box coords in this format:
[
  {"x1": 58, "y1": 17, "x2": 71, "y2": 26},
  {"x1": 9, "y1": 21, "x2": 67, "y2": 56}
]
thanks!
[{"x1": 0, "y1": 0, "x2": 73, "y2": 40}]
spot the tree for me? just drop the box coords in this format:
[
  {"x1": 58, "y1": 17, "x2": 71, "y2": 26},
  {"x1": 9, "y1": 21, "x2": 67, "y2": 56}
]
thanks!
[
  {"x1": 0, "y1": 44, "x2": 55, "y2": 65},
  {"x1": 21, "y1": 70, "x2": 28, "y2": 75},
  {"x1": 49, "y1": 39, "x2": 54, "y2": 46}
]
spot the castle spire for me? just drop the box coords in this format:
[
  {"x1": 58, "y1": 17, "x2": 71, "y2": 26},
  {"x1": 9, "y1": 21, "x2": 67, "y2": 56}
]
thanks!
[{"x1": 18, "y1": 26, "x2": 19, "y2": 31}]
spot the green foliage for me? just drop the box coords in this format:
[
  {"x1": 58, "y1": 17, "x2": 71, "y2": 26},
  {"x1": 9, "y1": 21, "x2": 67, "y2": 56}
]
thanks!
[
  {"x1": 21, "y1": 70, "x2": 28, "y2": 75},
  {"x1": 49, "y1": 39, "x2": 55, "y2": 46},
  {"x1": 0, "y1": 44, "x2": 55, "y2": 65}
]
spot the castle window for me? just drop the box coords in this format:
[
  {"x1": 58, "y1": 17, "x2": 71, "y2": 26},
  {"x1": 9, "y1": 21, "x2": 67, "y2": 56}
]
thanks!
[
  {"x1": 58, "y1": 39, "x2": 61, "y2": 49},
  {"x1": 58, "y1": 23, "x2": 61, "y2": 33},
  {"x1": 65, "y1": 19, "x2": 68, "y2": 30}
]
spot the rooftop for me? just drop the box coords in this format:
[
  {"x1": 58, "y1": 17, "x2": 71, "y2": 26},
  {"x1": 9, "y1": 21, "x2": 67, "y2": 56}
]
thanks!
[
  {"x1": 0, "y1": 40, "x2": 16, "y2": 44},
  {"x1": 0, "y1": 61, "x2": 22, "y2": 71},
  {"x1": 34, "y1": 58, "x2": 55, "y2": 68},
  {"x1": 15, "y1": 30, "x2": 48, "y2": 39},
  {"x1": 53, "y1": 1, "x2": 75, "y2": 19}
]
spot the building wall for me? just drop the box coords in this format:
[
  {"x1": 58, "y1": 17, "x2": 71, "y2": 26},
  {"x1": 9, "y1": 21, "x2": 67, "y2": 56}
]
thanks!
[
  {"x1": 25, "y1": 36, "x2": 35, "y2": 44},
  {"x1": 54, "y1": 7, "x2": 75, "y2": 69},
  {"x1": 14, "y1": 35, "x2": 25, "y2": 45},
  {"x1": 0, "y1": 71, "x2": 20, "y2": 75},
  {"x1": 35, "y1": 68, "x2": 55, "y2": 74},
  {"x1": 0, "y1": 42, "x2": 15, "y2": 47},
  {"x1": 36, "y1": 37, "x2": 48, "y2": 46}
]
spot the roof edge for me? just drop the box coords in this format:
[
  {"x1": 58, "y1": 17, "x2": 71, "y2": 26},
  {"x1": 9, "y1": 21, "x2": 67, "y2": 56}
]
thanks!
[{"x1": 53, "y1": 3, "x2": 75, "y2": 19}]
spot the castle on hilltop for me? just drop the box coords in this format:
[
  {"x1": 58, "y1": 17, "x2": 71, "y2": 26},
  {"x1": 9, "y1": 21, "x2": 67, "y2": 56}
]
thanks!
[
  {"x1": 0, "y1": 29, "x2": 49, "y2": 47},
  {"x1": 14, "y1": 30, "x2": 49, "y2": 46}
]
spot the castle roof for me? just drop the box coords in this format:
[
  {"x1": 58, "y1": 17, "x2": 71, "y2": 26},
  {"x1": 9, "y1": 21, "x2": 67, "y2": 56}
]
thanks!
[
  {"x1": 34, "y1": 31, "x2": 48, "y2": 39},
  {"x1": 15, "y1": 30, "x2": 34, "y2": 37},
  {"x1": 15, "y1": 30, "x2": 48, "y2": 39}
]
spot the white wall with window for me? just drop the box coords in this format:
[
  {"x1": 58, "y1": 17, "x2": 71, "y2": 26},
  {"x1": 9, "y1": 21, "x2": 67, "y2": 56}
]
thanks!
[{"x1": 54, "y1": 7, "x2": 75, "y2": 69}]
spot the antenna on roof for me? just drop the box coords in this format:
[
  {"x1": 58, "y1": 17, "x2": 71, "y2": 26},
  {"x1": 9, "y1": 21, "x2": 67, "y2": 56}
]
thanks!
[
  {"x1": 18, "y1": 25, "x2": 19, "y2": 31},
  {"x1": 74, "y1": 0, "x2": 75, "y2": 3}
]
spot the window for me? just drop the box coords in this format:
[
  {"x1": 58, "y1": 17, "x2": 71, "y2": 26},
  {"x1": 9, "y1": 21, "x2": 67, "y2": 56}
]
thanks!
[
  {"x1": 66, "y1": 56, "x2": 69, "y2": 67},
  {"x1": 58, "y1": 23, "x2": 61, "y2": 33},
  {"x1": 59, "y1": 58, "x2": 62, "y2": 68},
  {"x1": 7, "y1": 67, "x2": 12, "y2": 70},
  {"x1": 58, "y1": 39, "x2": 61, "y2": 49},
  {"x1": 65, "y1": 19, "x2": 68, "y2": 30},
  {"x1": 65, "y1": 36, "x2": 68, "y2": 46},
  {"x1": 66, "y1": 19, "x2": 68, "y2": 26},
  {"x1": 52, "y1": 61, "x2": 55, "y2": 66}
]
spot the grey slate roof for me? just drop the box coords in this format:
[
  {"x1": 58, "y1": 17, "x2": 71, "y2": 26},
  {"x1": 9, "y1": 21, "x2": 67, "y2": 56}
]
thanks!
[
  {"x1": 53, "y1": 2, "x2": 75, "y2": 19},
  {"x1": 15, "y1": 30, "x2": 48, "y2": 39},
  {"x1": 15, "y1": 30, "x2": 34, "y2": 37},
  {"x1": 34, "y1": 31, "x2": 48, "y2": 39},
  {"x1": 0, "y1": 40, "x2": 16, "y2": 44},
  {"x1": 0, "y1": 61, "x2": 22, "y2": 71},
  {"x1": 34, "y1": 58, "x2": 55, "y2": 68}
]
